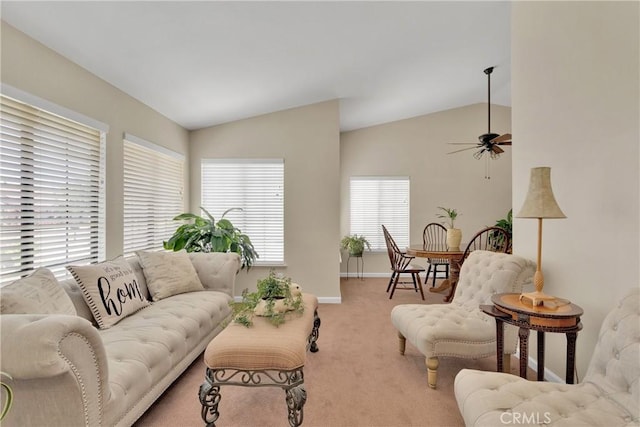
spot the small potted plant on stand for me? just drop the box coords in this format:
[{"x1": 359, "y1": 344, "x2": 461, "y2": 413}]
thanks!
[
  {"x1": 340, "y1": 234, "x2": 371, "y2": 257},
  {"x1": 437, "y1": 207, "x2": 462, "y2": 249}
]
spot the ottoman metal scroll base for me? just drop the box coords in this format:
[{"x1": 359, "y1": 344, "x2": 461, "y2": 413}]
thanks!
[
  {"x1": 308, "y1": 310, "x2": 321, "y2": 353},
  {"x1": 199, "y1": 304, "x2": 321, "y2": 427},
  {"x1": 199, "y1": 367, "x2": 306, "y2": 427}
]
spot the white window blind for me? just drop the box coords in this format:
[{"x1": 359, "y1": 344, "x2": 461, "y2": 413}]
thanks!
[
  {"x1": 123, "y1": 133, "x2": 184, "y2": 255},
  {"x1": 350, "y1": 177, "x2": 410, "y2": 251},
  {"x1": 0, "y1": 94, "x2": 105, "y2": 284},
  {"x1": 201, "y1": 159, "x2": 284, "y2": 264}
]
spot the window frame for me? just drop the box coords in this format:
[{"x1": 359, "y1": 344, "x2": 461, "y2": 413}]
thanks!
[
  {"x1": 122, "y1": 133, "x2": 185, "y2": 255},
  {"x1": 349, "y1": 176, "x2": 410, "y2": 252},
  {"x1": 0, "y1": 85, "x2": 107, "y2": 284},
  {"x1": 201, "y1": 158, "x2": 285, "y2": 266}
]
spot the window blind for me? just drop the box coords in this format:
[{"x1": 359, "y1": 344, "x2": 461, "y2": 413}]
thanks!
[
  {"x1": 0, "y1": 94, "x2": 105, "y2": 284},
  {"x1": 201, "y1": 159, "x2": 284, "y2": 264},
  {"x1": 123, "y1": 133, "x2": 184, "y2": 255},
  {"x1": 350, "y1": 177, "x2": 410, "y2": 251}
]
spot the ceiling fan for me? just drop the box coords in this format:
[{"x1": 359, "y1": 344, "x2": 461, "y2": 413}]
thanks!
[{"x1": 447, "y1": 66, "x2": 512, "y2": 160}]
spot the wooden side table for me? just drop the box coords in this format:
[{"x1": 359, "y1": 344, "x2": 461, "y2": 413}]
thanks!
[{"x1": 481, "y1": 293, "x2": 583, "y2": 384}]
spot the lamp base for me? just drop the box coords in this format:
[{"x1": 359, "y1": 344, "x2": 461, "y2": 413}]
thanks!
[{"x1": 519, "y1": 291, "x2": 570, "y2": 308}]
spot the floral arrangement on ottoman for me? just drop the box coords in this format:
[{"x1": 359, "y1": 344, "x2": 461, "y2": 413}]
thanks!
[{"x1": 230, "y1": 270, "x2": 304, "y2": 326}]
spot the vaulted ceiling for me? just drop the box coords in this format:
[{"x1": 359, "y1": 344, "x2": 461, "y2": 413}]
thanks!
[{"x1": 1, "y1": 1, "x2": 511, "y2": 131}]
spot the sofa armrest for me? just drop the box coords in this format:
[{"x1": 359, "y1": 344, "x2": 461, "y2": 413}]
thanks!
[
  {"x1": 0, "y1": 314, "x2": 109, "y2": 426},
  {"x1": 189, "y1": 252, "x2": 241, "y2": 297}
]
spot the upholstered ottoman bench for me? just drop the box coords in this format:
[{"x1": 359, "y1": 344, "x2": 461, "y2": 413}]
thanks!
[{"x1": 198, "y1": 293, "x2": 321, "y2": 427}]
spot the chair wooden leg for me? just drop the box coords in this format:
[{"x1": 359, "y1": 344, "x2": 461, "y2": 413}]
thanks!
[
  {"x1": 411, "y1": 273, "x2": 418, "y2": 292},
  {"x1": 425, "y1": 264, "x2": 432, "y2": 285},
  {"x1": 389, "y1": 273, "x2": 400, "y2": 299},
  {"x1": 386, "y1": 272, "x2": 395, "y2": 293},
  {"x1": 398, "y1": 332, "x2": 406, "y2": 355},
  {"x1": 432, "y1": 265, "x2": 437, "y2": 287},
  {"x1": 426, "y1": 357, "x2": 439, "y2": 389},
  {"x1": 416, "y1": 274, "x2": 425, "y2": 300}
]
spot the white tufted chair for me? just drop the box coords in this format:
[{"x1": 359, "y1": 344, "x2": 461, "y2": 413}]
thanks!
[
  {"x1": 455, "y1": 288, "x2": 639, "y2": 426},
  {"x1": 390, "y1": 250, "x2": 536, "y2": 389}
]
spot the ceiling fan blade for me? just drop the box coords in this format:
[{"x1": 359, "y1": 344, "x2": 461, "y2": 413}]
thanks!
[
  {"x1": 490, "y1": 133, "x2": 512, "y2": 143},
  {"x1": 491, "y1": 145, "x2": 504, "y2": 154},
  {"x1": 496, "y1": 141, "x2": 512, "y2": 146},
  {"x1": 447, "y1": 146, "x2": 480, "y2": 154}
]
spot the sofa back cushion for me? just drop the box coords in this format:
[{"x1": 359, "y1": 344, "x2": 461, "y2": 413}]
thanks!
[
  {"x1": 67, "y1": 257, "x2": 151, "y2": 329},
  {"x1": 0, "y1": 268, "x2": 76, "y2": 315},
  {"x1": 189, "y1": 252, "x2": 241, "y2": 297},
  {"x1": 136, "y1": 250, "x2": 204, "y2": 301},
  {"x1": 584, "y1": 287, "x2": 639, "y2": 420}
]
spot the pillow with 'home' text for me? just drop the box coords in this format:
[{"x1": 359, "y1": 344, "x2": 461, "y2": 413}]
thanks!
[{"x1": 67, "y1": 257, "x2": 150, "y2": 329}]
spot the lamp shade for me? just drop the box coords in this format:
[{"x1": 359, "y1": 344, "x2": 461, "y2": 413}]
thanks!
[{"x1": 516, "y1": 167, "x2": 566, "y2": 219}]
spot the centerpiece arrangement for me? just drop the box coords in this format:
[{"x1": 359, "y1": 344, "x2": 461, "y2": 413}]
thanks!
[
  {"x1": 437, "y1": 206, "x2": 462, "y2": 248},
  {"x1": 230, "y1": 270, "x2": 304, "y2": 327}
]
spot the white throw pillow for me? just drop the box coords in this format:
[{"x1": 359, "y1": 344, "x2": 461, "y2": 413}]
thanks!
[
  {"x1": 136, "y1": 250, "x2": 204, "y2": 301},
  {"x1": 0, "y1": 268, "x2": 76, "y2": 315},
  {"x1": 67, "y1": 257, "x2": 150, "y2": 329}
]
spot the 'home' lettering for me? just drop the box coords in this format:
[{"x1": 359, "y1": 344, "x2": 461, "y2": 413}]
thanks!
[{"x1": 98, "y1": 276, "x2": 144, "y2": 316}]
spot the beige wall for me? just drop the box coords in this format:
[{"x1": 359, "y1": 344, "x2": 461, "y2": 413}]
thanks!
[
  {"x1": 0, "y1": 22, "x2": 190, "y2": 259},
  {"x1": 340, "y1": 103, "x2": 513, "y2": 274},
  {"x1": 512, "y1": 2, "x2": 639, "y2": 379},
  {"x1": 189, "y1": 101, "x2": 341, "y2": 300}
]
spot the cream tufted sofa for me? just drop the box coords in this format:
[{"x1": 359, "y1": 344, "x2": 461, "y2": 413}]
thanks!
[
  {"x1": 391, "y1": 250, "x2": 536, "y2": 389},
  {"x1": 0, "y1": 252, "x2": 241, "y2": 427},
  {"x1": 455, "y1": 287, "x2": 639, "y2": 426}
]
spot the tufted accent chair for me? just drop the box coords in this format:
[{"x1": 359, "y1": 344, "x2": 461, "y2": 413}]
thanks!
[
  {"x1": 455, "y1": 287, "x2": 639, "y2": 426},
  {"x1": 391, "y1": 250, "x2": 536, "y2": 389}
]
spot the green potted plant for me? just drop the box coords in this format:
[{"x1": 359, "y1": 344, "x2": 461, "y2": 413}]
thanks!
[
  {"x1": 437, "y1": 206, "x2": 462, "y2": 248},
  {"x1": 230, "y1": 270, "x2": 304, "y2": 327},
  {"x1": 163, "y1": 207, "x2": 258, "y2": 270},
  {"x1": 340, "y1": 234, "x2": 371, "y2": 257},
  {"x1": 492, "y1": 209, "x2": 513, "y2": 253}
]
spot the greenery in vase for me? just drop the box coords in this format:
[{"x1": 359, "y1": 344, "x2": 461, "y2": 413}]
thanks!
[
  {"x1": 340, "y1": 234, "x2": 371, "y2": 256},
  {"x1": 436, "y1": 206, "x2": 460, "y2": 229},
  {"x1": 163, "y1": 207, "x2": 258, "y2": 270},
  {"x1": 230, "y1": 270, "x2": 304, "y2": 327}
]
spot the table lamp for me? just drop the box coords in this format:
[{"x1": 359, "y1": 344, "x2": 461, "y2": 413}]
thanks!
[{"x1": 516, "y1": 167, "x2": 566, "y2": 307}]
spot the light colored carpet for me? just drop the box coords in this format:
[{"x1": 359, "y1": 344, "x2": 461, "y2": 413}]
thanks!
[{"x1": 135, "y1": 277, "x2": 517, "y2": 427}]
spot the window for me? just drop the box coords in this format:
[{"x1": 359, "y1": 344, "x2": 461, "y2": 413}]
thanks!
[
  {"x1": 0, "y1": 91, "x2": 106, "y2": 284},
  {"x1": 349, "y1": 177, "x2": 410, "y2": 251},
  {"x1": 201, "y1": 159, "x2": 284, "y2": 264},
  {"x1": 123, "y1": 133, "x2": 184, "y2": 255}
]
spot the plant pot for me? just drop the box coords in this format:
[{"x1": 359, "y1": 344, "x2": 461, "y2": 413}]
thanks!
[
  {"x1": 446, "y1": 228, "x2": 462, "y2": 249},
  {"x1": 349, "y1": 251, "x2": 363, "y2": 257}
]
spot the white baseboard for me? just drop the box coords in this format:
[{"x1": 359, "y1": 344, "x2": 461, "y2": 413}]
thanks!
[
  {"x1": 340, "y1": 272, "x2": 448, "y2": 279},
  {"x1": 318, "y1": 296, "x2": 341, "y2": 304},
  {"x1": 514, "y1": 349, "x2": 564, "y2": 383}
]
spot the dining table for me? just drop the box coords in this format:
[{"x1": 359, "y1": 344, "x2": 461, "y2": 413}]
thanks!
[{"x1": 406, "y1": 243, "x2": 465, "y2": 302}]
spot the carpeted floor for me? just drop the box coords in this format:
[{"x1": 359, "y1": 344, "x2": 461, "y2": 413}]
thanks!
[{"x1": 135, "y1": 277, "x2": 513, "y2": 427}]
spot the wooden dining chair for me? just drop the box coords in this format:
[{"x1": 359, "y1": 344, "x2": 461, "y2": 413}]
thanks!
[
  {"x1": 422, "y1": 222, "x2": 450, "y2": 287},
  {"x1": 382, "y1": 225, "x2": 425, "y2": 300},
  {"x1": 444, "y1": 226, "x2": 511, "y2": 302}
]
